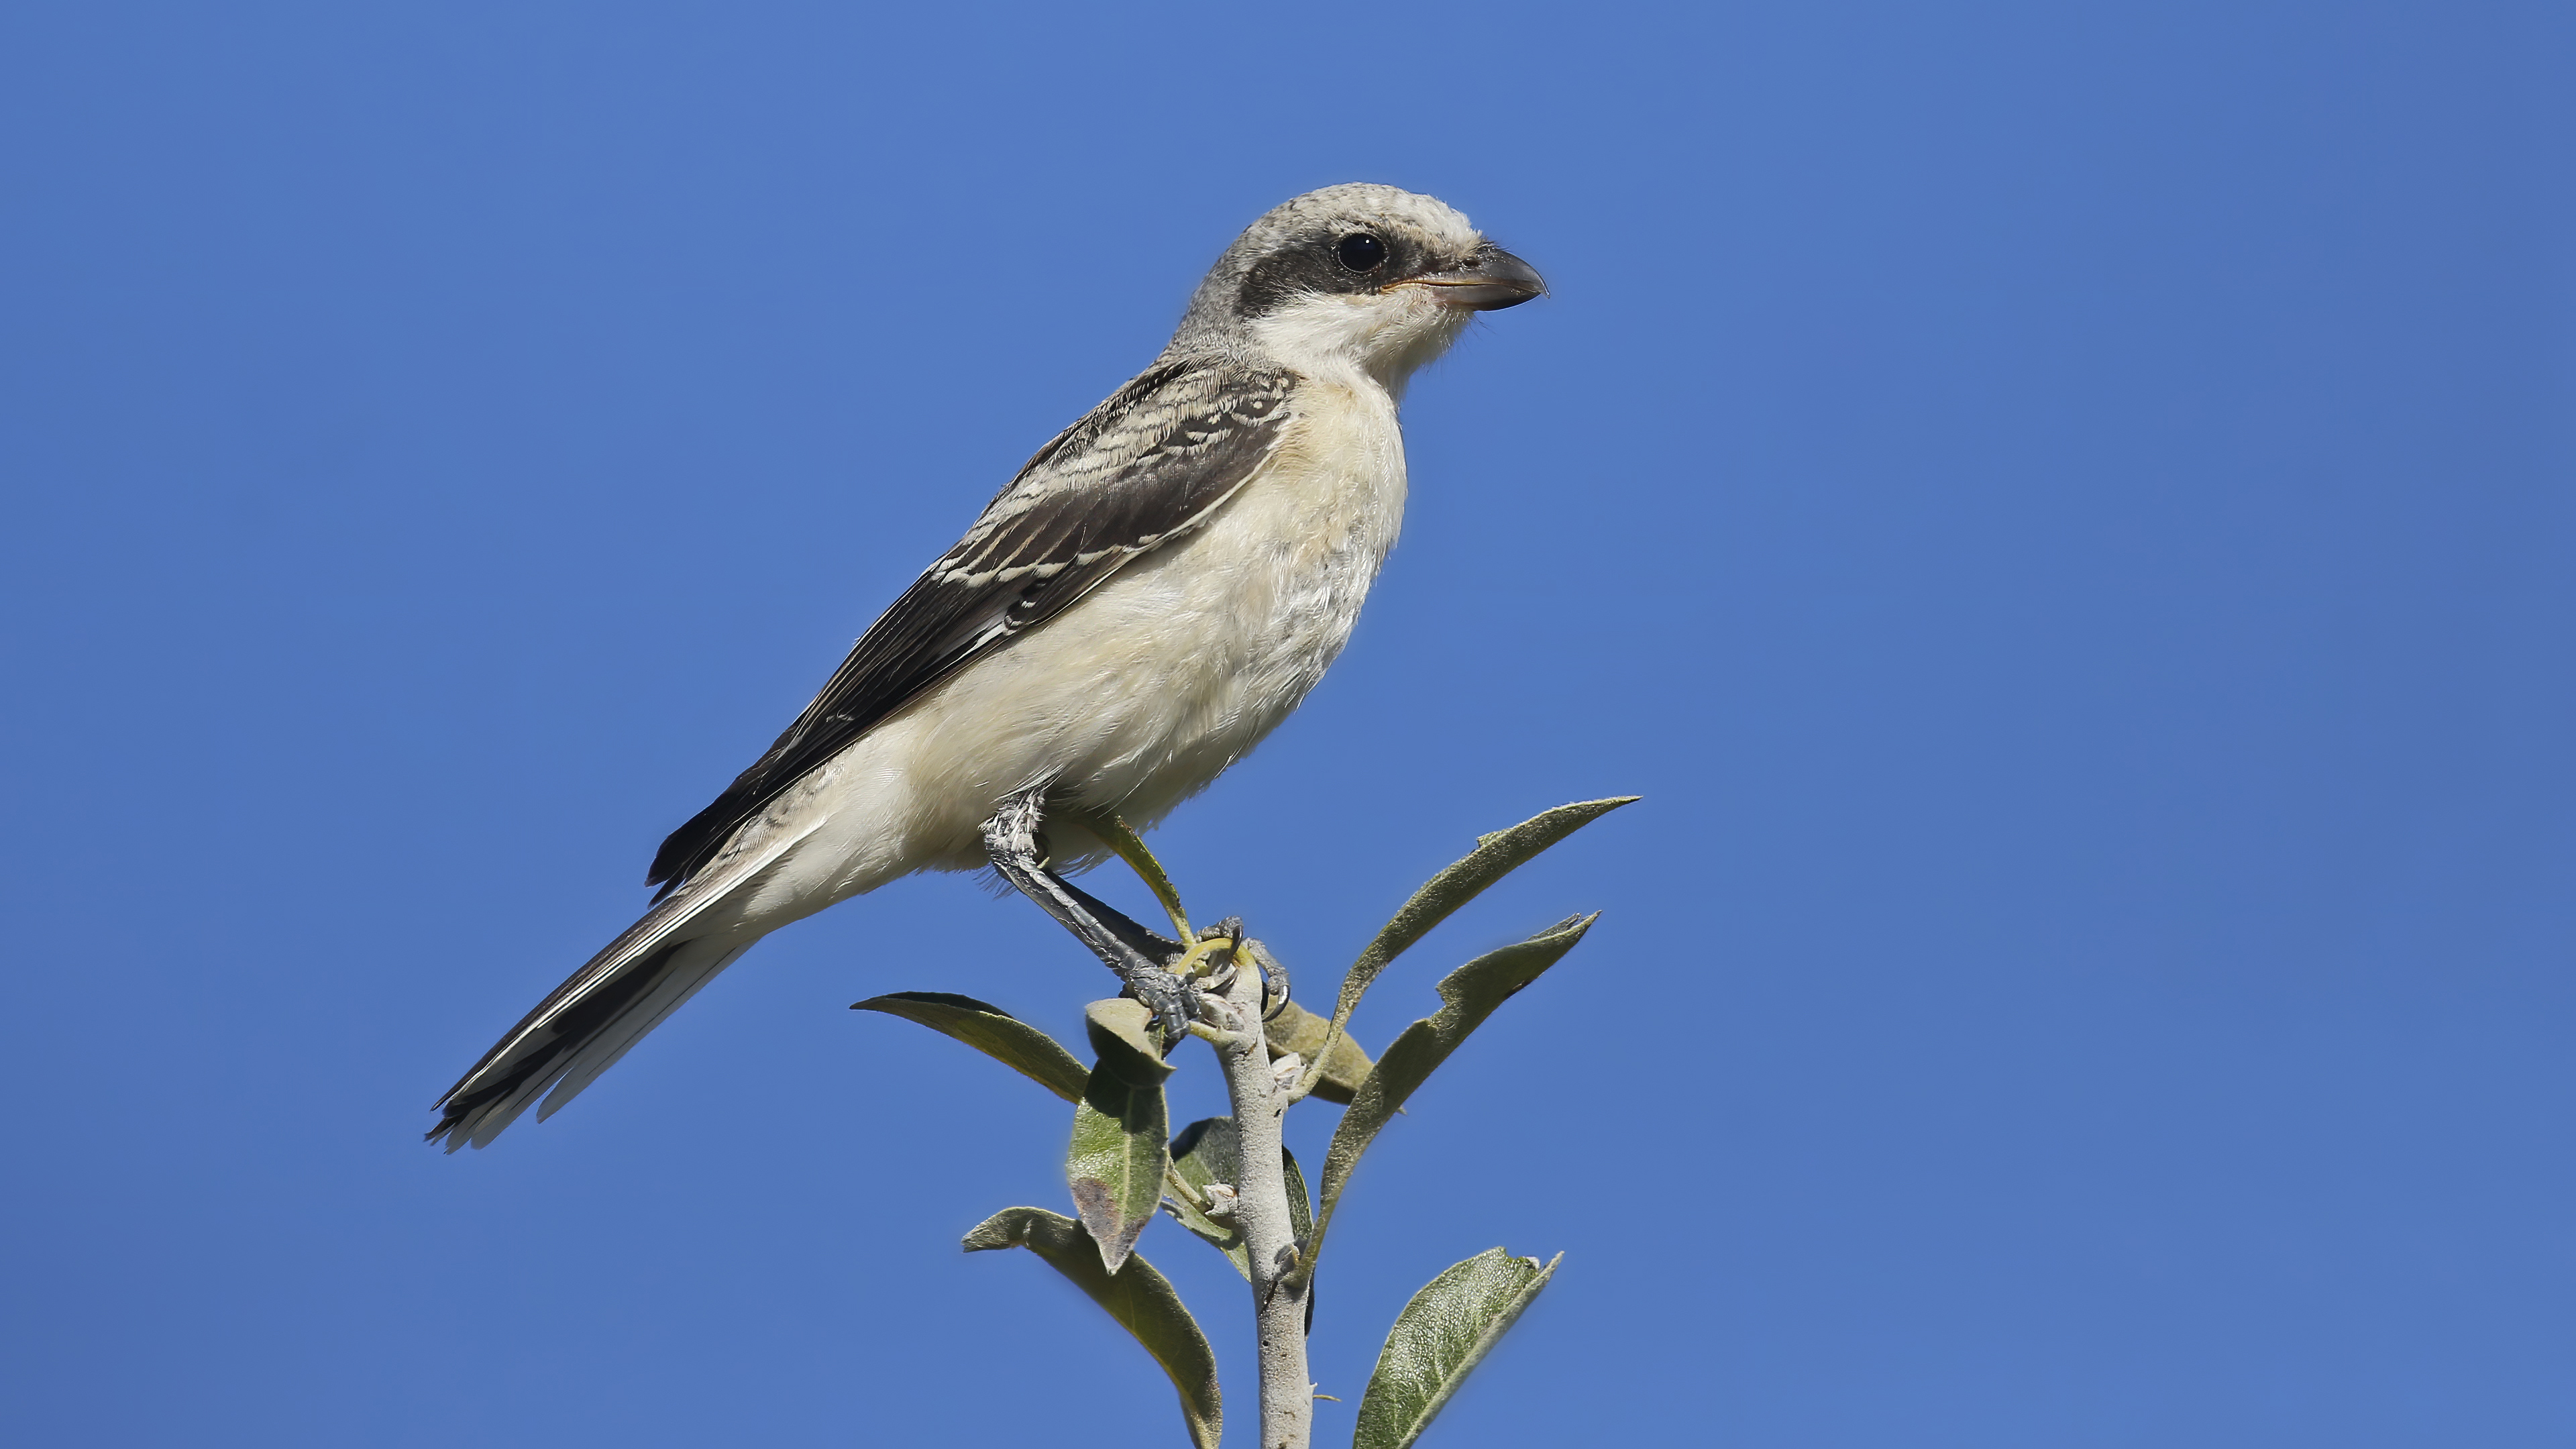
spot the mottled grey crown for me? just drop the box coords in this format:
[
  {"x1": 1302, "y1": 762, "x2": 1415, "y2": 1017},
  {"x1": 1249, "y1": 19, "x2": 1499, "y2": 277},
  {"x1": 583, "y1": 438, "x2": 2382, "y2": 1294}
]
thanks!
[{"x1": 1167, "y1": 184, "x2": 1486, "y2": 355}]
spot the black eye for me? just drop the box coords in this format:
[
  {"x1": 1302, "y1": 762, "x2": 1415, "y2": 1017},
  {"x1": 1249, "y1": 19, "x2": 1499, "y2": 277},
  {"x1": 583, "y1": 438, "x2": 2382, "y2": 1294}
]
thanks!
[{"x1": 1336, "y1": 233, "x2": 1387, "y2": 272}]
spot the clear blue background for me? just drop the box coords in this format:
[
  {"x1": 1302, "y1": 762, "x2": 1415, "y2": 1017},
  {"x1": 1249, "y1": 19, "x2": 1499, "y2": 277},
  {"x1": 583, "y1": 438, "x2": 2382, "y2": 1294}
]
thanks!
[{"x1": 3, "y1": 3, "x2": 2570, "y2": 1444}]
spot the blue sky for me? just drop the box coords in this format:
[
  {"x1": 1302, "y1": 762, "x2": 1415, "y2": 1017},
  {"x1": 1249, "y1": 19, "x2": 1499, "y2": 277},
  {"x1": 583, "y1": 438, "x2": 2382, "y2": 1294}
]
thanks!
[{"x1": 3, "y1": 3, "x2": 2571, "y2": 1445}]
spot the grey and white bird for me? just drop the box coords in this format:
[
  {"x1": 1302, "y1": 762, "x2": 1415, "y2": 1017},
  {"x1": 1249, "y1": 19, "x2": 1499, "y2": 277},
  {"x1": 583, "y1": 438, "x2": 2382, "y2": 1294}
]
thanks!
[{"x1": 429, "y1": 183, "x2": 1544, "y2": 1150}]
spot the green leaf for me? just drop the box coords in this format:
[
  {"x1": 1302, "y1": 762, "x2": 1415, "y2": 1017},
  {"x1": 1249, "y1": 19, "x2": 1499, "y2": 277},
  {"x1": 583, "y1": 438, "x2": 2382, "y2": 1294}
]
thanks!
[
  {"x1": 1265, "y1": 998, "x2": 1375, "y2": 1106},
  {"x1": 1301, "y1": 798, "x2": 1634, "y2": 1102},
  {"x1": 1302, "y1": 914, "x2": 1598, "y2": 1281},
  {"x1": 1163, "y1": 1117, "x2": 1316, "y2": 1281},
  {"x1": 1163, "y1": 1117, "x2": 1247, "y2": 1275},
  {"x1": 963, "y1": 1208, "x2": 1220, "y2": 1449},
  {"x1": 1085, "y1": 998, "x2": 1176, "y2": 1083},
  {"x1": 1283, "y1": 1138, "x2": 1313, "y2": 1248},
  {"x1": 850, "y1": 991, "x2": 1088, "y2": 1102},
  {"x1": 1071, "y1": 809, "x2": 1194, "y2": 942},
  {"x1": 1353, "y1": 1248, "x2": 1562, "y2": 1449},
  {"x1": 1069, "y1": 1000, "x2": 1172, "y2": 1272}
]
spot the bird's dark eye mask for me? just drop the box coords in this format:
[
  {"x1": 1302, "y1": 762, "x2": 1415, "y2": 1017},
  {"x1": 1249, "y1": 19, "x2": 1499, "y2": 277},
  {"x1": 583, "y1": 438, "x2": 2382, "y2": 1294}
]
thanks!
[{"x1": 1234, "y1": 224, "x2": 1429, "y2": 317}]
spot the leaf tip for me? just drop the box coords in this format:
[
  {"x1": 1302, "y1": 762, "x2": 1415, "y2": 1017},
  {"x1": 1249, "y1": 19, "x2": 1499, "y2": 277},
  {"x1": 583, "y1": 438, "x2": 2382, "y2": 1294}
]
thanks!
[
  {"x1": 960, "y1": 1208, "x2": 1031, "y2": 1254},
  {"x1": 1472, "y1": 794, "x2": 1640, "y2": 847},
  {"x1": 1069, "y1": 1179, "x2": 1146, "y2": 1273}
]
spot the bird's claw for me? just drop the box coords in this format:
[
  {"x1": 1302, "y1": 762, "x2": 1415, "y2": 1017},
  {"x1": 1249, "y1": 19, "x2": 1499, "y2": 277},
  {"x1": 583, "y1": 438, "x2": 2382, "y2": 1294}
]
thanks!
[
  {"x1": 1245, "y1": 938, "x2": 1291, "y2": 1020},
  {"x1": 1134, "y1": 918, "x2": 1248, "y2": 1042},
  {"x1": 1125, "y1": 965, "x2": 1201, "y2": 1045}
]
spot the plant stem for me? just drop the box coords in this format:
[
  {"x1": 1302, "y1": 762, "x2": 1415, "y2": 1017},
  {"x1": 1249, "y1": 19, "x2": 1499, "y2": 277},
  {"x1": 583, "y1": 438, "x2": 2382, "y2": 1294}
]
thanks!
[{"x1": 1211, "y1": 957, "x2": 1311, "y2": 1449}]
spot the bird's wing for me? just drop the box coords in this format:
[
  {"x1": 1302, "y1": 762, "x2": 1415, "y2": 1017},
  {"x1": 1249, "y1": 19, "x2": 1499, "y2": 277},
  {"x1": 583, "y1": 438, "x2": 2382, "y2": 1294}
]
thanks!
[{"x1": 646, "y1": 358, "x2": 1296, "y2": 895}]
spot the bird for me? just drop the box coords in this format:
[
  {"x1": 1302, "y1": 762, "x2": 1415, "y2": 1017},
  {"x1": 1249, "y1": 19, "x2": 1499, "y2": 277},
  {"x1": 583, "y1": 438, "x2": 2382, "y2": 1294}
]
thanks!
[{"x1": 429, "y1": 183, "x2": 1545, "y2": 1150}]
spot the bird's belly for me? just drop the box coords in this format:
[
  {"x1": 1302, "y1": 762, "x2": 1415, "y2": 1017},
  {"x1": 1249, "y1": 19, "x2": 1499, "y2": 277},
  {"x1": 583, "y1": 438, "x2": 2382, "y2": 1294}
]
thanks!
[
  {"x1": 1067, "y1": 476, "x2": 1397, "y2": 818},
  {"x1": 739, "y1": 391, "x2": 1408, "y2": 915}
]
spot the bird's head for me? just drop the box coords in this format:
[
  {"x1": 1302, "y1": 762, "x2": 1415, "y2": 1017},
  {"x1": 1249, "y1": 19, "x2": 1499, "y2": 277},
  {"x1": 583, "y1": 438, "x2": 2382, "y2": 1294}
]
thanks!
[{"x1": 1171, "y1": 183, "x2": 1544, "y2": 394}]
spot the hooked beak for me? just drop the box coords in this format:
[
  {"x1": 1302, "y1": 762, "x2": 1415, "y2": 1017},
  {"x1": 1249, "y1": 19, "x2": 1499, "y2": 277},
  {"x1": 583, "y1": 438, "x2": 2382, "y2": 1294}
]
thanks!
[{"x1": 1400, "y1": 244, "x2": 1546, "y2": 311}]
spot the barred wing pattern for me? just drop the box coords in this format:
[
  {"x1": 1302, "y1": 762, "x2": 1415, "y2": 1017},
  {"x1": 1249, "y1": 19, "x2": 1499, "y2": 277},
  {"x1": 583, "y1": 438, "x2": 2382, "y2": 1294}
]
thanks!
[{"x1": 646, "y1": 360, "x2": 1296, "y2": 895}]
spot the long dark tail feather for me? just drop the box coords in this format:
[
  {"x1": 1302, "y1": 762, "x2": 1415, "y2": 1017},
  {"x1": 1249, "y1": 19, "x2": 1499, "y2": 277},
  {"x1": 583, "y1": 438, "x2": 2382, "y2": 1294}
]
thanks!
[
  {"x1": 427, "y1": 942, "x2": 688, "y2": 1148},
  {"x1": 428, "y1": 929, "x2": 750, "y2": 1150},
  {"x1": 434, "y1": 788, "x2": 828, "y2": 1150}
]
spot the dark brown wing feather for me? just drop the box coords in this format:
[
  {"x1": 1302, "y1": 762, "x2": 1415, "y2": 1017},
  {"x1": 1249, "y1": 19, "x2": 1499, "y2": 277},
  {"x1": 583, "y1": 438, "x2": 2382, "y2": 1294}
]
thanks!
[{"x1": 645, "y1": 360, "x2": 1295, "y2": 895}]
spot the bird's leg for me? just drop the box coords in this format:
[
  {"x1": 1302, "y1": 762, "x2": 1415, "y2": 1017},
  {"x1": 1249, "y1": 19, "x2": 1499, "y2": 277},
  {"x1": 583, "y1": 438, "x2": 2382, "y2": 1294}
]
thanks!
[{"x1": 982, "y1": 790, "x2": 1201, "y2": 1040}]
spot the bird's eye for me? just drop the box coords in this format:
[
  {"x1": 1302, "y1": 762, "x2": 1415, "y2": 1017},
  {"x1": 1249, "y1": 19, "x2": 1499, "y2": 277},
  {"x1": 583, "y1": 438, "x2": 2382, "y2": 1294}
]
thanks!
[{"x1": 1336, "y1": 233, "x2": 1387, "y2": 272}]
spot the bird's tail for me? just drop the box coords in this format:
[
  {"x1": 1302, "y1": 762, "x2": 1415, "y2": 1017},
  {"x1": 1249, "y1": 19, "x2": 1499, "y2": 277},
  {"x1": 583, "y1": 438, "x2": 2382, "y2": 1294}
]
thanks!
[
  {"x1": 427, "y1": 920, "x2": 753, "y2": 1151},
  {"x1": 433, "y1": 795, "x2": 834, "y2": 1151}
]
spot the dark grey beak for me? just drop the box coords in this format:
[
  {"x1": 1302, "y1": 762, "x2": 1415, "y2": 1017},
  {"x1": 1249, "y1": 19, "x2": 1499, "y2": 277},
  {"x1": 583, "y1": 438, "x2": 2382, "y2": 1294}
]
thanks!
[{"x1": 1405, "y1": 244, "x2": 1546, "y2": 311}]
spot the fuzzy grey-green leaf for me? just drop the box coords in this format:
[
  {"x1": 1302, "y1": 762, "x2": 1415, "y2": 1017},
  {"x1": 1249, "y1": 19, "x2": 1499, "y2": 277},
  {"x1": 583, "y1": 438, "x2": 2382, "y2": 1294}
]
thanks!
[
  {"x1": 1302, "y1": 914, "x2": 1598, "y2": 1281},
  {"x1": 1163, "y1": 1117, "x2": 1315, "y2": 1281},
  {"x1": 851, "y1": 991, "x2": 1089, "y2": 1102},
  {"x1": 1301, "y1": 798, "x2": 1633, "y2": 1102},
  {"x1": 1282, "y1": 1138, "x2": 1313, "y2": 1248},
  {"x1": 1085, "y1": 997, "x2": 1176, "y2": 1083},
  {"x1": 1074, "y1": 808, "x2": 1195, "y2": 942},
  {"x1": 1165, "y1": 1116, "x2": 1250, "y2": 1277},
  {"x1": 1265, "y1": 999, "x2": 1374, "y2": 1105},
  {"x1": 1069, "y1": 1049, "x2": 1170, "y2": 1272},
  {"x1": 1354, "y1": 1248, "x2": 1560, "y2": 1449},
  {"x1": 963, "y1": 1208, "x2": 1220, "y2": 1449}
]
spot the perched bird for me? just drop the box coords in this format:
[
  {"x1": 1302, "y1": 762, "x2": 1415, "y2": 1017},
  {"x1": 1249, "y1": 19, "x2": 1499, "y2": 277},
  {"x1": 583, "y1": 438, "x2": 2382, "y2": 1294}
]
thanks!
[{"x1": 430, "y1": 183, "x2": 1544, "y2": 1150}]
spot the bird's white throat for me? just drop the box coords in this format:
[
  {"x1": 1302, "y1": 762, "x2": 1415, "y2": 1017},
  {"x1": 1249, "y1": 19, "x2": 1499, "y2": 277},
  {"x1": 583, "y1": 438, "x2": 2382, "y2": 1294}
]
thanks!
[{"x1": 1245, "y1": 287, "x2": 1475, "y2": 399}]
